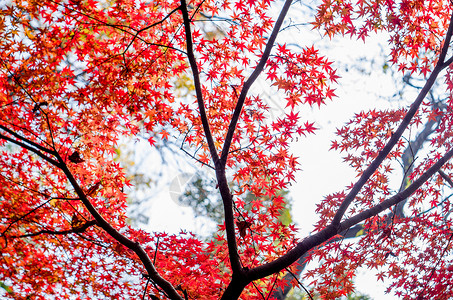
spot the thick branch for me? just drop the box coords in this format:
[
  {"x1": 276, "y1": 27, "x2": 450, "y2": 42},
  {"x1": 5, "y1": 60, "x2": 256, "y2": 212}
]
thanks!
[
  {"x1": 180, "y1": 0, "x2": 219, "y2": 164},
  {"x1": 216, "y1": 165, "x2": 242, "y2": 274},
  {"x1": 220, "y1": 0, "x2": 293, "y2": 165},
  {"x1": 331, "y1": 12, "x2": 453, "y2": 226},
  {"x1": 55, "y1": 156, "x2": 183, "y2": 300},
  {"x1": 0, "y1": 132, "x2": 61, "y2": 168},
  {"x1": 10, "y1": 220, "x2": 97, "y2": 239},
  {"x1": 248, "y1": 147, "x2": 453, "y2": 282},
  {"x1": 220, "y1": 274, "x2": 249, "y2": 300},
  {"x1": 180, "y1": 0, "x2": 243, "y2": 274},
  {"x1": 215, "y1": 0, "x2": 295, "y2": 282}
]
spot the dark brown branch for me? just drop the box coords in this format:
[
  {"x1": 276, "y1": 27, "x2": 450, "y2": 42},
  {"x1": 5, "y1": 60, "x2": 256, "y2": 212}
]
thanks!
[
  {"x1": 339, "y1": 147, "x2": 453, "y2": 232},
  {"x1": 10, "y1": 220, "x2": 97, "y2": 239},
  {"x1": 331, "y1": 11, "x2": 453, "y2": 226},
  {"x1": 273, "y1": 106, "x2": 445, "y2": 299},
  {"x1": 439, "y1": 170, "x2": 453, "y2": 187},
  {"x1": 274, "y1": 120, "x2": 442, "y2": 299},
  {"x1": 246, "y1": 146, "x2": 453, "y2": 282},
  {"x1": 1, "y1": 61, "x2": 59, "y2": 150},
  {"x1": 217, "y1": 1, "x2": 295, "y2": 286},
  {"x1": 0, "y1": 132, "x2": 61, "y2": 168},
  {"x1": 438, "y1": 12, "x2": 453, "y2": 67},
  {"x1": 442, "y1": 55, "x2": 453, "y2": 68},
  {"x1": 180, "y1": 0, "x2": 219, "y2": 165},
  {"x1": 54, "y1": 154, "x2": 183, "y2": 300},
  {"x1": 0, "y1": 124, "x2": 56, "y2": 156},
  {"x1": 180, "y1": 0, "x2": 246, "y2": 277},
  {"x1": 220, "y1": 0, "x2": 293, "y2": 165},
  {"x1": 221, "y1": 13, "x2": 453, "y2": 294},
  {"x1": 270, "y1": 224, "x2": 365, "y2": 299},
  {"x1": 216, "y1": 169, "x2": 243, "y2": 274}
]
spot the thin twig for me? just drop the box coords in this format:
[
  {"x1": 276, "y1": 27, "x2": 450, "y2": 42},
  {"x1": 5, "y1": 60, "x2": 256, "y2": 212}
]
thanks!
[
  {"x1": 10, "y1": 220, "x2": 97, "y2": 239},
  {"x1": 153, "y1": 237, "x2": 160, "y2": 265},
  {"x1": 265, "y1": 274, "x2": 279, "y2": 300},
  {"x1": 417, "y1": 231, "x2": 453, "y2": 298},
  {"x1": 1, "y1": 198, "x2": 54, "y2": 237},
  {"x1": 285, "y1": 267, "x2": 314, "y2": 300},
  {"x1": 220, "y1": 0, "x2": 294, "y2": 165},
  {"x1": 439, "y1": 170, "x2": 453, "y2": 187}
]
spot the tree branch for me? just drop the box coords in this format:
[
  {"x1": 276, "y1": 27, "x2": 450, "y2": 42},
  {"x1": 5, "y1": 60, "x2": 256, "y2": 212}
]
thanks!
[
  {"x1": 331, "y1": 11, "x2": 453, "y2": 226},
  {"x1": 438, "y1": 12, "x2": 453, "y2": 66},
  {"x1": 48, "y1": 0, "x2": 186, "y2": 55},
  {"x1": 439, "y1": 169, "x2": 453, "y2": 187},
  {"x1": 246, "y1": 146, "x2": 453, "y2": 283},
  {"x1": 216, "y1": 166, "x2": 243, "y2": 274},
  {"x1": 10, "y1": 220, "x2": 97, "y2": 239},
  {"x1": 122, "y1": 5, "x2": 183, "y2": 54},
  {"x1": 273, "y1": 108, "x2": 443, "y2": 299},
  {"x1": 0, "y1": 131, "x2": 61, "y2": 168},
  {"x1": 270, "y1": 224, "x2": 365, "y2": 299},
  {"x1": 180, "y1": 0, "x2": 219, "y2": 165},
  {"x1": 0, "y1": 124, "x2": 56, "y2": 156},
  {"x1": 54, "y1": 155, "x2": 183, "y2": 300},
  {"x1": 1, "y1": 198, "x2": 53, "y2": 239},
  {"x1": 339, "y1": 147, "x2": 453, "y2": 231},
  {"x1": 220, "y1": 0, "x2": 293, "y2": 165},
  {"x1": 180, "y1": 0, "x2": 244, "y2": 276},
  {"x1": 217, "y1": 1, "x2": 295, "y2": 286}
]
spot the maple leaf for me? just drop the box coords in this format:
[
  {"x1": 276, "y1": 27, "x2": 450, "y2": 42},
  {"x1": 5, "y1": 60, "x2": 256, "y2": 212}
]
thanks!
[
  {"x1": 68, "y1": 151, "x2": 84, "y2": 164},
  {"x1": 2, "y1": 0, "x2": 453, "y2": 299},
  {"x1": 236, "y1": 220, "x2": 253, "y2": 238},
  {"x1": 160, "y1": 130, "x2": 170, "y2": 140},
  {"x1": 148, "y1": 136, "x2": 156, "y2": 147},
  {"x1": 71, "y1": 213, "x2": 84, "y2": 229},
  {"x1": 86, "y1": 181, "x2": 101, "y2": 196}
]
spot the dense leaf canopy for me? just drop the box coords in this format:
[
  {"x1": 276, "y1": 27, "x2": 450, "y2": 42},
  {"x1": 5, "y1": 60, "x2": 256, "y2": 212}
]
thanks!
[{"x1": 1, "y1": 0, "x2": 453, "y2": 299}]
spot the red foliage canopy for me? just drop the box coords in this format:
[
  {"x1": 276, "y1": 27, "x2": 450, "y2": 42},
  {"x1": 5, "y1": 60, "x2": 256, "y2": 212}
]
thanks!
[{"x1": 1, "y1": 0, "x2": 453, "y2": 299}]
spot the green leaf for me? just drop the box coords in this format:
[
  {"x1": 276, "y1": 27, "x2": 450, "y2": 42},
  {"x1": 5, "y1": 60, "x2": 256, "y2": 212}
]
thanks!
[
  {"x1": 355, "y1": 229, "x2": 364, "y2": 237},
  {"x1": 0, "y1": 281, "x2": 13, "y2": 295}
]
